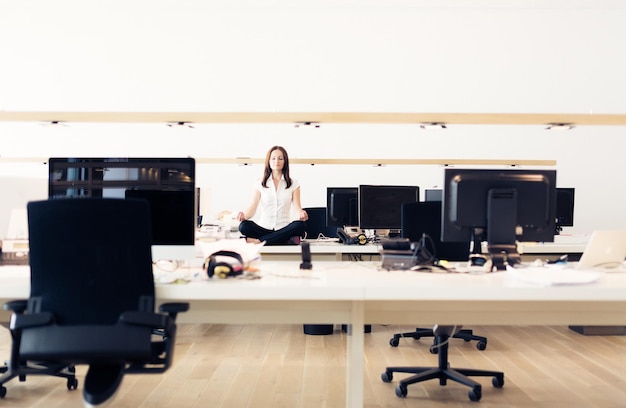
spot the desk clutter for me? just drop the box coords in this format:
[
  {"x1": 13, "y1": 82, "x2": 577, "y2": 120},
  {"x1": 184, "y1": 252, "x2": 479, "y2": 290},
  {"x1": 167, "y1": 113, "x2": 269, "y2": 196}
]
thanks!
[
  {"x1": 0, "y1": 239, "x2": 29, "y2": 266},
  {"x1": 153, "y1": 238, "x2": 264, "y2": 283},
  {"x1": 380, "y1": 236, "x2": 450, "y2": 272}
]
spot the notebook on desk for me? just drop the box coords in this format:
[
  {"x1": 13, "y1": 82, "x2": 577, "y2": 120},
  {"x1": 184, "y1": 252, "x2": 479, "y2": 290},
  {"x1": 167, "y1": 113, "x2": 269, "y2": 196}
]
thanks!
[{"x1": 576, "y1": 230, "x2": 626, "y2": 270}]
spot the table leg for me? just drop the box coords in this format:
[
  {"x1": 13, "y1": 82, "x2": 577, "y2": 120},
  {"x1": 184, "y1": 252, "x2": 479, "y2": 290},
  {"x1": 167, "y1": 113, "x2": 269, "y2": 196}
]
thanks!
[{"x1": 346, "y1": 300, "x2": 365, "y2": 407}]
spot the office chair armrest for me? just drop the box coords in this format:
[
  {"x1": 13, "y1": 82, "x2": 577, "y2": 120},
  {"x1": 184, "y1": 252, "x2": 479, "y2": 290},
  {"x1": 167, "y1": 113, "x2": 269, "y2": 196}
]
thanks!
[
  {"x1": 3, "y1": 299, "x2": 28, "y2": 314},
  {"x1": 120, "y1": 311, "x2": 168, "y2": 329},
  {"x1": 158, "y1": 302, "x2": 189, "y2": 320},
  {"x1": 11, "y1": 312, "x2": 55, "y2": 330},
  {"x1": 120, "y1": 304, "x2": 188, "y2": 331}
]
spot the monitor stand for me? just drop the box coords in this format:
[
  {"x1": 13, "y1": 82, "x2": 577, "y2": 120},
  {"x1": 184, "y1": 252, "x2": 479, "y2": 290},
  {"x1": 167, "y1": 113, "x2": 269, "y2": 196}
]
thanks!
[
  {"x1": 487, "y1": 244, "x2": 521, "y2": 271},
  {"x1": 486, "y1": 188, "x2": 522, "y2": 271}
]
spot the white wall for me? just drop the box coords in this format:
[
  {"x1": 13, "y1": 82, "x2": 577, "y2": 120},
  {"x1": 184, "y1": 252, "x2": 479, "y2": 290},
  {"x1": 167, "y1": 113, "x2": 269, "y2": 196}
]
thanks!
[
  {"x1": 2, "y1": 0, "x2": 626, "y2": 113},
  {"x1": 1, "y1": 0, "x2": 625, "y2": 236}
]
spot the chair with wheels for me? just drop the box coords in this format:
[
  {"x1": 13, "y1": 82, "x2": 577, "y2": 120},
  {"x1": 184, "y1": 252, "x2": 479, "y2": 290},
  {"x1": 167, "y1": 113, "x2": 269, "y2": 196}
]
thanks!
[
  {"x1": 382, "y1": 325, "x2": 504, "y2": 401},
  {"x1": 0, "y1": 198, "x2": 189, "y2": 406},
  {"x1": 389, "y1": 327, "x2": 487, "y2": 352},
  {"x1": 394, "y1": 201, "x2": 487, "y2": 352}
]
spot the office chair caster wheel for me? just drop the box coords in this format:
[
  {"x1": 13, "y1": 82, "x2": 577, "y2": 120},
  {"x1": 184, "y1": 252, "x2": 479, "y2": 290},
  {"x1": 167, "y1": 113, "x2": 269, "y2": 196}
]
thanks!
[
  {"x1": 67, "y1": 377, "x2": 78, "y2": 390},
  {"x1": 381, "y1": 371, "x2": 393, "y2": 382},
  {"x1": 389, "y1": 337, "x2": 400, "y2": 347},
  {"x1": 0, "y1": 385, "x2": 6, "y2": 398},
  {"x1": 469, "y1": 387, "x2": 482, "y2": 401},
  {"x1": 395, "y1": 384, "x2": 408, "y2": 398},
  {"x1": 492, "y1": 375, "x2": 504, "y2": 388},
  {"x1": 477, "y1": 340, "x2": 487, "y2": 350}
]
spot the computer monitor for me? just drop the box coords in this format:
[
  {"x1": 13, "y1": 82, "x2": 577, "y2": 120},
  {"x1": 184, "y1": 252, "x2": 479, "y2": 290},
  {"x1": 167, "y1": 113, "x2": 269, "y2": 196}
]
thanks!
[
  {"x1": 441, "y1": 168, "x2": 556, "y2": 270},
  {"x1": 555, "y1": 187, "x2": 575, "y2": 232},
  {"x1": 358, "y1": 185, "x2": 420, "y2": 233},
  {"x1": 48, "y1": 157, "x2": 196, "y2": 261},
  {"x1": 401, "y1": 201, "x2": 470, "y2": 262},
  {"x1": 425, "y1": 189, "x2": 443, "y2": 202},
  {"x1": 326, "y1": 187, "x2": 358, "y2": 228},
  {"x1": 304, "y1": 207, "x2": 339, "y2": 239}
]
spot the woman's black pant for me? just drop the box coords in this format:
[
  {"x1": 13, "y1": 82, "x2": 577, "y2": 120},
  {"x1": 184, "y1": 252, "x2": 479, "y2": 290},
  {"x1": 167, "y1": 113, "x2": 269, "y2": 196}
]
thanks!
[{"x1": 238, "y1": 220, "x2": 306, "y2": 245}]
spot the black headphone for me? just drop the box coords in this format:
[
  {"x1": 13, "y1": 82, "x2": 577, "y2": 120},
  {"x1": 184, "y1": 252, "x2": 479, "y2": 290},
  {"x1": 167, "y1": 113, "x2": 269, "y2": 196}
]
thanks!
[
  {"x1": 336, "y1": 228, "x2": 368, "y2": 245},
  {"x1": 204, "y1": 250, "x2": 244, "y2": 279}
]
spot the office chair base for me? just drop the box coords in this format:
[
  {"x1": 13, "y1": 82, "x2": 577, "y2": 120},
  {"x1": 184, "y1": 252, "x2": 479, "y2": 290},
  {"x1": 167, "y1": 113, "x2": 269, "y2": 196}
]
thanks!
[
  {"x1": 382, "y1": 333, "x2": 504, "y2": 402},
  {"x1": 382, "y1": 366, "x2": 504, "y2": 401},
  {"x1": 389, "y1": 328, "x2": 487, "y2": 352},
  {"x1": 0, "y1": 362, "x2": 78, "y2": 399}
]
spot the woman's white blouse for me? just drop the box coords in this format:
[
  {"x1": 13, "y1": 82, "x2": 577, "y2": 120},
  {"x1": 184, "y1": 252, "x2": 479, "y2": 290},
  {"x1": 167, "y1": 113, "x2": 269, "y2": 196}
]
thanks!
[{"x1": 254, "y1": 176, "x2": 300, "y2": 230}]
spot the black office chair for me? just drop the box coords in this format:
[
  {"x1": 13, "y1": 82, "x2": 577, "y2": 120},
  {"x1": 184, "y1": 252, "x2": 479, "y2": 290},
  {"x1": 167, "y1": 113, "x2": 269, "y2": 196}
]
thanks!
[
  {"x1": 382, "y1": 325, "x2": 504, "y2": 401},
  {"x1": 0, "y1": 198, "x2": 189, "y2": 405},
  {"x1": 392, "y1": 201, "x2": 487, "y2": 352}
]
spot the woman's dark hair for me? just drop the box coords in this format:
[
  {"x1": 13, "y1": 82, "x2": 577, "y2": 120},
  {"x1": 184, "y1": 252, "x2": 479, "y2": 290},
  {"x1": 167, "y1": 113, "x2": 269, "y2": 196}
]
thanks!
[{"x1": 261, "y1": 146, "x2": 292, "y2": 188}]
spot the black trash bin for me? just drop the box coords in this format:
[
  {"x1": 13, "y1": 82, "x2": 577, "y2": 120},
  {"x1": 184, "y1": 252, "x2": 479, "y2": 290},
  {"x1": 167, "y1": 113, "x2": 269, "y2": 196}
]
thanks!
[{"x1": 303, "y1": 324, "x2": 334, "y2": 335}]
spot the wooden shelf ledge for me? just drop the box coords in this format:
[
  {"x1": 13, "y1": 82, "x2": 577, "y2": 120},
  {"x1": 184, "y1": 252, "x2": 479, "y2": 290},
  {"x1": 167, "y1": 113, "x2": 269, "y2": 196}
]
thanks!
[
  {"x1": 0, "y1": 111, "x2": 625, "y2": 126},
  {"x1": 0, "y1": 157, "x2": 557, "y2": 167}
]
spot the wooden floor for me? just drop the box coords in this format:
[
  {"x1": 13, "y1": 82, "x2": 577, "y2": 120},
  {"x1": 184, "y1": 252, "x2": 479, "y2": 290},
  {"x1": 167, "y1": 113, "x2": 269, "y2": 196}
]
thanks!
[{"x1": 3, "y1": 324, "x2": 626, "y2": 407}]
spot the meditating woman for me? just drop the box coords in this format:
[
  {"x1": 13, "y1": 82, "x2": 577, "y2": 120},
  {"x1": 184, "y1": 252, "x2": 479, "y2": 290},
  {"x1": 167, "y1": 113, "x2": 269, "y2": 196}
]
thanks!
[{"x1": 237, "y1": 145, "x2": 308, "y2": 245}]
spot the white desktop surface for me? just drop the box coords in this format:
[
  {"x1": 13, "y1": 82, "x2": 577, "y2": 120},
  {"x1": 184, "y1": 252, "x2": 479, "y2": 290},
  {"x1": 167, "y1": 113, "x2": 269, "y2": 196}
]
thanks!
[
  {"x1": 260, "y1": 240, "x2": 381, "y2": 254},
  {"x1": 258, "y1": 238, "x2": 588, "y2": 260},
  {"x1": 2, "y1": 261, "x2": 626, "y2": 407},
  {"x1": 518, "y1": 242, "x2": 587, "y2": 255},
  {"x1": 517, "y1": 234, "x2": 589, "y2": 255},
  {"x1": 4, "y1": 261, "x2": 624, "y2": 321}
]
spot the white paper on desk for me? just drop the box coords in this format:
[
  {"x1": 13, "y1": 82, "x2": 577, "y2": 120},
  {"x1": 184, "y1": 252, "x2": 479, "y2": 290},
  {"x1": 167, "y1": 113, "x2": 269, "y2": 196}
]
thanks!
[{"x1": 506, "y1": 265, "x2": 604, "y2": 286}]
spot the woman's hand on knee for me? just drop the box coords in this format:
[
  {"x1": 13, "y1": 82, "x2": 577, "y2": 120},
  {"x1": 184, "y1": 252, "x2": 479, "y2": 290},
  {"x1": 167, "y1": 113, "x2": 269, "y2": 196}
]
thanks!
[{"x1": 299, "y1": 210, "x2": 308, "y2": 221}]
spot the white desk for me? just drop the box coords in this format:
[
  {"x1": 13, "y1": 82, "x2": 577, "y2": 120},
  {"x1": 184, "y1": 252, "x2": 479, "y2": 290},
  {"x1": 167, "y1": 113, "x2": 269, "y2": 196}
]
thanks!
[
  {"x1": 259, "y1": 238, "x2": 588, "y2": 262},
  {"x1": 2, "y1": 262, "x2": 626, "y2": 407},
  {"x1": 260, "y1": 241, "x2": 381, "y2": 261}
]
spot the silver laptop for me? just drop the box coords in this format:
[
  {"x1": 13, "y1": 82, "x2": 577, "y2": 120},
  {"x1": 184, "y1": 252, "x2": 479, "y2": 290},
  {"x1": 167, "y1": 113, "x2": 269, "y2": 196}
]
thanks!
[{"x1": 576, "y1": 230, "x2": 626, "y2": 270}]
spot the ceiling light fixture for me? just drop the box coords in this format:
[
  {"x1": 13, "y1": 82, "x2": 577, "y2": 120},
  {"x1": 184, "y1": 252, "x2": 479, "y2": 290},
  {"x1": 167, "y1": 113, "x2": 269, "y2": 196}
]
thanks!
[
  {"x1": 39, "y1": 120, "x2": 69, "y2": 127},
  {"x1": 294, "y1": 121, "x2": 320, "y2": 128},
  {"x1": 166, "y1": 121, "x2": 195, "y2": 129},
  {"x1": 545, "y1": 123, "x2": 575, "y2": 131},
  {"x1": 419, "y1": 122, "x2": 447, "y2": 130}
]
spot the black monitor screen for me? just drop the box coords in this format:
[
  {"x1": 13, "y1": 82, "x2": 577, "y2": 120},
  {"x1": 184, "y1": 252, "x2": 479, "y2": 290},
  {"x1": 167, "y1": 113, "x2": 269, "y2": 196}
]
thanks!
[
  {"x1": 48, "y1": 158, "x2": 196, "y2": 253},
  {"x1": 358, "y1": 185, "x2": 420, "y2": 230},
  {"x1": 441, "y1": 168, "x2": 556, "y2": 269},
  {"x1": 401, "y1": 201, "x2": 470, "y2": 261},
  {"x1": 326, "y1": 187, "x2": 358, "y2": 227},
  {"x1": 125, "y1": 190, "x2": 195, "y2": 245},
  {"x1": 556, "y1": 187, "x2": 575, "y2": 227}
]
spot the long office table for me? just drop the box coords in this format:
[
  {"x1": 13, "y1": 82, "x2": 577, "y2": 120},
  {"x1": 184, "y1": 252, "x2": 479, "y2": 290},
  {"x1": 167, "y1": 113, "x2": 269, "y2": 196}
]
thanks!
[
  {"x1": 260, "y1": 240, "x2": 381, "y2": 261},
  {"x1": 259, "y1": 239, "x2": 587, "y2": 262},
  {"x1": 2, "y1": 261, "x2": 626, "y2": 407}
]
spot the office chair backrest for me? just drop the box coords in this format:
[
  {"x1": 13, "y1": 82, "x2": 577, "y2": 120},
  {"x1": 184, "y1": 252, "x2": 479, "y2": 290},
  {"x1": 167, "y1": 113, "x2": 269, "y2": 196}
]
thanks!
[
  {"x1": 27, "y1": 198, "x2": 155, "y2": 326},
  {"x1": 401, "y1": 201, "x2": 470, "y2": 262}
]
